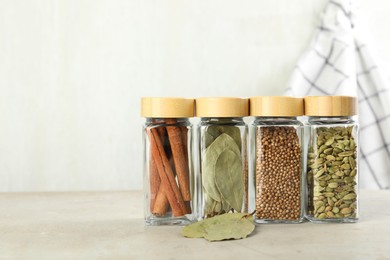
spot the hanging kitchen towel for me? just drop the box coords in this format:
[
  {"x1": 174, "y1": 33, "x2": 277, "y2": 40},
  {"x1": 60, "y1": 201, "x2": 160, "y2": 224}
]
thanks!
[{"x1": 285, "y1": 0, "x2": 390, "y2": 189}]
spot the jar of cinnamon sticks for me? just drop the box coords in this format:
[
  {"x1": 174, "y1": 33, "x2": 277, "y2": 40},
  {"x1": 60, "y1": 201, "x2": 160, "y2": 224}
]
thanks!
[
  {"x1": 141, "y1": 97, "x2": 195, "y2": 225},
  {"x1": 196, "y1": 97, "x2": 249, "y2": 218}
]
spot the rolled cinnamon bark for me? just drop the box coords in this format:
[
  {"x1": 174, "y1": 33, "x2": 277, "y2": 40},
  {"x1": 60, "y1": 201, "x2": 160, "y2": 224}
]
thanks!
[
  {"x1": 166, "y1": 124, "x2": 191, "y2": 202},
  {"x1": 150, "y1": 126, "x2": 170, "y2": 214},
  {"x1": 149, "y1": 157, "x2": 160, "y2": 211},
  {"x1": 152, "y1": 184, "x2": 169, "y2": 216},
  {"x1": 147, "y1": 128, "x2": 187, "y2": 216}
]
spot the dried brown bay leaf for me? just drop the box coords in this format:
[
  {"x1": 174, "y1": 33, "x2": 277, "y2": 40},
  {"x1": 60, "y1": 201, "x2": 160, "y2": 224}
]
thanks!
[{"x1": 182, "y1": 213, "x2": 255, "y2": 241}]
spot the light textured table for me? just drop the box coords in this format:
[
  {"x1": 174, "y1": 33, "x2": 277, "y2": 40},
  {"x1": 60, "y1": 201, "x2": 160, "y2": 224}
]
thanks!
[{"x1": 0, "y1": 190, "x2": 389, "y2": 260}]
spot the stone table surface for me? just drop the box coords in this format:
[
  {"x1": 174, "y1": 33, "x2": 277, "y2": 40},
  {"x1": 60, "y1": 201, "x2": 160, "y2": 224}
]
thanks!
[{"x1": 0, "y1": 190, "x2": 389, "y2": 260}]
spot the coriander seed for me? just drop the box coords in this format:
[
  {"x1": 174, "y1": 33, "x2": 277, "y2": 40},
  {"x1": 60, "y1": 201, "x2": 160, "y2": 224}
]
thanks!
[{"x1": 250, "y1": 96, "x2": 304, "y2": 223}]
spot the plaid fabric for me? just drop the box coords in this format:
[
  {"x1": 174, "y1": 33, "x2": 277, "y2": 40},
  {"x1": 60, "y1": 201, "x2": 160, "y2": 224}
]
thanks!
[{"x1": 285, "y1": 0, "x2": 390, "y2": 189}]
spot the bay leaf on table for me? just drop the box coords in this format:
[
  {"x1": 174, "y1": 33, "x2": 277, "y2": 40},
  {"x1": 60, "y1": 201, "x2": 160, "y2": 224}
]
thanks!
[
  {"x1": 182, "y1": 213, "x2": 255, "y2": 242},
  {"x1": 214, "y1": 149, "x2": 244, "y2": 212},
  {"x1": 181, "y1": 220, "x2": 207, "y2": 238}
]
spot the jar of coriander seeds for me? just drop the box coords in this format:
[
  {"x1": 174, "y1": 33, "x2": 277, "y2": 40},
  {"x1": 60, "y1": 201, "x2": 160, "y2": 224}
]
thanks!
[
  {"x1": 305, "y1": 96, "x2": 359, "y2": 223},
  {"x1": 196, "y1": 97, "x2": 249, "y2": 219},
  {"x1": 250, "y1": 96, "x2": 304, "y2": 224},
  {"x1": 141, "y1": 97, "x2": 196, "y2": 225}
]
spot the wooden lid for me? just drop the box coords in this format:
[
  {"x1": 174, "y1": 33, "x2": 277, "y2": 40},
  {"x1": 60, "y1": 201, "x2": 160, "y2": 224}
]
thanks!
[
  {"x1": 140, "y1": 97, "x2": 194, "y2": 118},
  {"x1": 250, "y1": 96, "x2": 303, "y2": 117},
  {"x1": 304, "y1": 96, "x2": 357, "y2": 116},
  {"x1": 195, "y1": 97, "x2": 249, "y2": 117}
]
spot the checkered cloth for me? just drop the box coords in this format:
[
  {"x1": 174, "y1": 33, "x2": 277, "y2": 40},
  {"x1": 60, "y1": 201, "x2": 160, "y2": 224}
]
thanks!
[{"x1": 285, "y1": 0, "x2": 390, "y2": 189}]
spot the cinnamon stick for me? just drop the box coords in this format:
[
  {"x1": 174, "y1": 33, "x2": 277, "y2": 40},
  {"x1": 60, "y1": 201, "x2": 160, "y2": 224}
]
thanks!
[
  {"x1": 181, "y1": 126, "x2": 188, "y2": 165},
  {"x1": 147, "y1": 128, "x2": 187, "y2": 216},
  {"x1": 185, "y1": 201, "x2": 191, "y2": 215},
  {"x1": 149, "y1": 126, "x2": 166, "y2": 212},
  {"x1": 152, "y1": 153, "x2": 177, "y2": 216},
  {"x1": 153, "y1": 126, "x2": 174, "y2": 215},
  {"x1": 181, "y1": 126, "x2": 191, "y2": 214},
  {"x1": 157, "y1": 127, "x2": 169, "y2": 157},
  {"x1": 152, "y1": 184, "x2": 169, "y2": 216},
  {"x1": 149, "y1": 157, "x2": 160, "y2": 211},
  {"x1": 166, "y1": 123, "x2": 191, "y2": 202}
]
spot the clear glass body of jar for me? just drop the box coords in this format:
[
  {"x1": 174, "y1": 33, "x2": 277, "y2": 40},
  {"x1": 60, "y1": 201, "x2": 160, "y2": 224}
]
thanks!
[
  {"x1": 252, "y1": 117, "x2": 304, "y2": 224},
  {"x1": 143, "y1": 118, "x2": 195, "y2": 225},
  {"x1": 198, "y1": 117, "x2": 248, "y2": 219},
  {"x1": 305, "y1": 116, "x2": 359, "y2": 223}
]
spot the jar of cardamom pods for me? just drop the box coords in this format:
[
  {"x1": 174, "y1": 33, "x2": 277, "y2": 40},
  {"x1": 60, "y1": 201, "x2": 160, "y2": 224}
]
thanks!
[
  {"x1": 196, "y1": 97, "x2": 248, "y2": 218},
  {"x1": 305, "y1": 96, "x2": 359, "y2": 223},
  {"x1": 250, "y1": 96, "x2": 304, "y2": 224},
  {"x1": 141, "y1": 97, "x2": 195, "y2": 225}
]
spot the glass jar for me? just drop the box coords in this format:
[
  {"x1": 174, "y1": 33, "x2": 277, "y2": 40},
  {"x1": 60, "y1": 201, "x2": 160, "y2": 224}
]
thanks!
[
  {"x1": 305, "y1": 96, "x2": 359, "y2": 223},
  {"x1": 250, "y1": 96, "x2": 304, "y2": 223},
  {"x1": 196, "y1": 97, "x2": 248, "y2": 218},
  {"x1": 141, "y1": 97, "x2": 195, "y2": 225}
]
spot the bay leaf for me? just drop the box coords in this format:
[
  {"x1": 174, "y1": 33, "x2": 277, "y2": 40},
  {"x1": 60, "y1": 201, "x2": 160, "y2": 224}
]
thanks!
[
  {"x1": 216, "y1": 126, "x2": 242, "y2": 151},
  {"x1": 214, "y1": 201, "x2": 222, "y2": 213},
  {"x1": 204, "y1": 193, "x2": 216, "y2": 216},
  {"x1": 206, "y1": 125, "x2": 222, "y2": 139},
  {"x1": 182, "y1": 213, "x2": 255, "y2": 242},
  {"x1": 205, "y1": 215, "x2": 254, "y2": 241},
  {"x1": 181, "y1": 220, "x2": 207, "y2": 238},
  {"x1": 204, "y1": 126, "x2": 221, "y2": 148},
  {"x1": 204, "y1": 126, "x2": 242, "y2": 150},
  {"x1": 201, "y1": 134, "x2": 241, "y2": 202},
  {"x1": 221, "y1": 196, "x2": 232, "y2": 213},
  {"x1": 205, "y1": 193, "x2": 230, "y2": 216},
  {"x1": 204, "y1": 131, "x2": 217, "y2": 149},
  {"x1": 202, "y1": 161, "x2": 222, "y2": 202},
  {"x1": 203, "y1": 133, "x2": 241, "y2": 160},
  {"x1": 214, "y1": 150, "x2": 244, "y2": 212}
]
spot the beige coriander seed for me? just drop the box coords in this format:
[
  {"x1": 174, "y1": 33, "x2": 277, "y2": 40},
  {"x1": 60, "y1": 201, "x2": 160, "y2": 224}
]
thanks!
[{"x1": 255, "y1": 126, "x2": 302, "y2": 220}]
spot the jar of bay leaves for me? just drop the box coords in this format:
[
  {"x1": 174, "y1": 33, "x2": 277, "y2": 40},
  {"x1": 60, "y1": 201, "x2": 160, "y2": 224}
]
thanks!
[
  {"x1": 141, "y1": 97, "x2": 195, "y2": 225},
  {"x1": 250, "y1": 96, "x2": 304, "y2": 224},
  {"x1": 305, "y1": 96, "x2": 359, "y2": 223},
  {"x1": 196, "y1": 97, "x2": 249, "y2": 218}
]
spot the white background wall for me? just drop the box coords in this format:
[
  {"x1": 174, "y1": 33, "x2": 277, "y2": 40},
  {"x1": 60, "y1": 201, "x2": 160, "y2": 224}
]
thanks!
[{"x1": 1, "y1": 0, "x2": 390, "y2": 191}]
